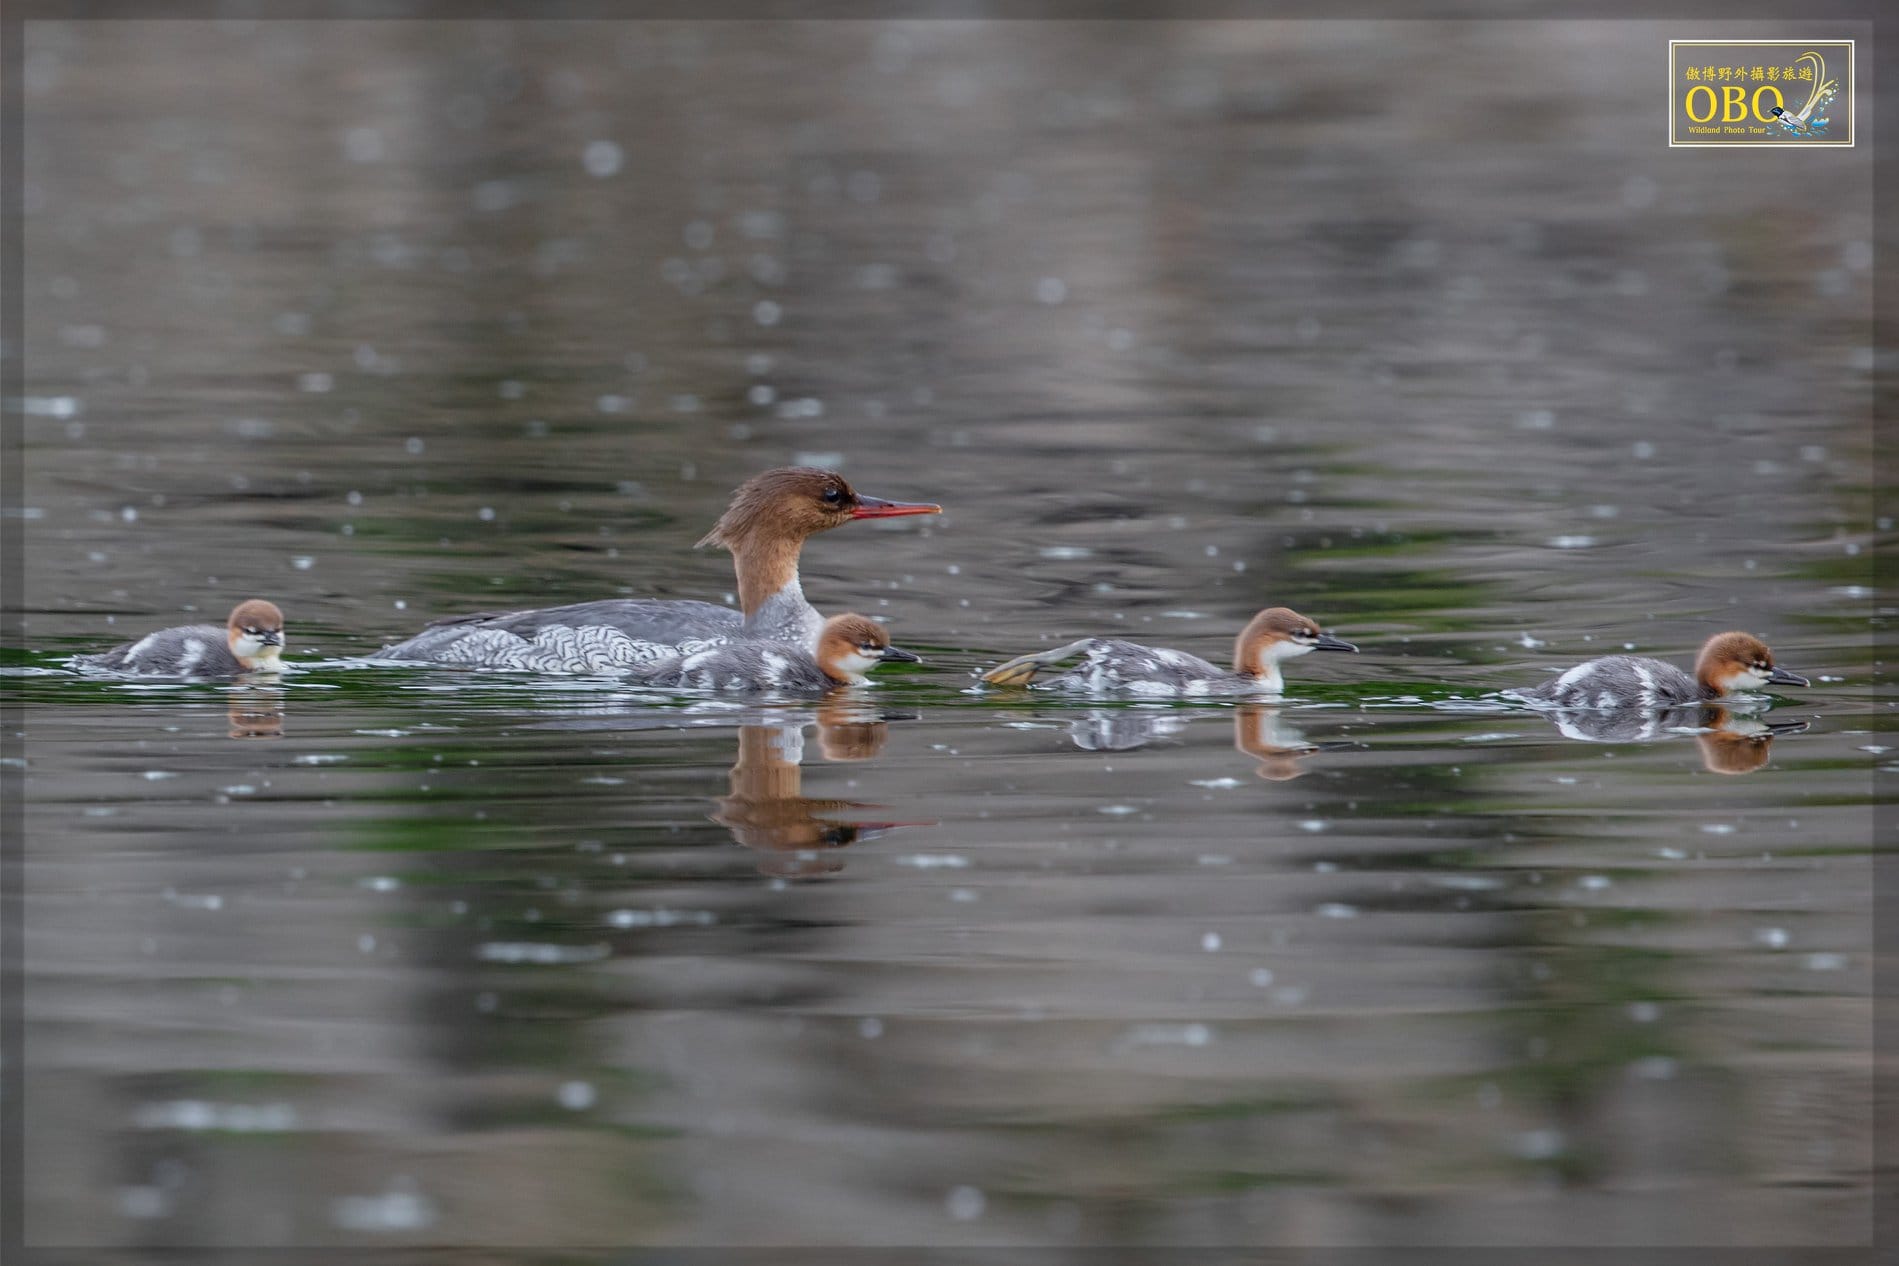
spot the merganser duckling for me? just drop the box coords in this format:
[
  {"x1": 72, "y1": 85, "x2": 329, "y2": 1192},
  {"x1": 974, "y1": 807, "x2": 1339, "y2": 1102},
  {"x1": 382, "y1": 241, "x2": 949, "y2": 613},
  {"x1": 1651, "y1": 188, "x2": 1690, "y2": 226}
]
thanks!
[
  {"x1": 628, "y1": 614, "x2": 919, "y2": 693},
  {"x1": 1514, "y1": 631, "x2": 1808, "y2": 712},
  {"x1": 376, "y1": 468, "x2": 939, "y2": 670},
  {"x1": 72, "y1": 599, "x2": 286, "y2": 677},
  {"x1": 981, "y1": 606, "x2": 1357, "y2": 696}
]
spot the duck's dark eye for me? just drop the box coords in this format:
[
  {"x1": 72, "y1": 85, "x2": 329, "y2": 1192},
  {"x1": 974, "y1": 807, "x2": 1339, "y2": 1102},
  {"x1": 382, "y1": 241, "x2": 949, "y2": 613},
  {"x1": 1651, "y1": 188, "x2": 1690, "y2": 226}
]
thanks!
[{"x1": 820, "y1": 486, "x2": 844, "y2": 504}]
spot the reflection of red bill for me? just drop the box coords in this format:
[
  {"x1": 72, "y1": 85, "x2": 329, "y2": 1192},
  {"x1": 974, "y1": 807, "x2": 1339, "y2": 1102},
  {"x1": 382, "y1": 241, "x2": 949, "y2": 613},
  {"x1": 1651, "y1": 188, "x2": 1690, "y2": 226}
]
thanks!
[{"x1": 849, "y1": 495, "x2": 942, "y2": 520}]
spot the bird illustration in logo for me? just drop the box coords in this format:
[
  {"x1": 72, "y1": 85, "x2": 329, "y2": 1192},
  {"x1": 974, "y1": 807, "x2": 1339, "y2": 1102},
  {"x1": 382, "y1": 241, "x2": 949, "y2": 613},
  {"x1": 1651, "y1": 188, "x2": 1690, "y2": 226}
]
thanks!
[{"x1": 1770, "y1": 50, "x2": 1839, "y2": 136}]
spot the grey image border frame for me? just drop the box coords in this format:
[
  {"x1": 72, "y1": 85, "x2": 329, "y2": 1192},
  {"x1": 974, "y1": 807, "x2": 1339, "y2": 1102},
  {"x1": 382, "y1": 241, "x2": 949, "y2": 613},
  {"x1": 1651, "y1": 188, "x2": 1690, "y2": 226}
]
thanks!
[
  {"x1": 1667, "y1": 38, "x2": 1856, "y2": 147},
  {"x1": 0, "y1": 1, "x2": 1888, "y2": 1260}
]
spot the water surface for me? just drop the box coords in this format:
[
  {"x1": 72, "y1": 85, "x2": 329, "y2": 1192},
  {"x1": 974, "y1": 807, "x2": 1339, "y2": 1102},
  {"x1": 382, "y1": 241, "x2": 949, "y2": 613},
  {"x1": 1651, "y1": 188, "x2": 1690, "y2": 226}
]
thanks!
[{"x1": 14, "y1": 17, "x2": 1879, "y2": 1250}]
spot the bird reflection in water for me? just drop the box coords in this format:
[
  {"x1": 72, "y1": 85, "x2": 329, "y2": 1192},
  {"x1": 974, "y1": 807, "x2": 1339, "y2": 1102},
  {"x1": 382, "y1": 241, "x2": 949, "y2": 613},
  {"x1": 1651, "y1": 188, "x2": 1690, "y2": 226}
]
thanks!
[
  {"x1": 1063, "y1": 704, "x2": 1353, "y2": 780},
  {"x1": 1233, "y1": 703, "x2": 1357, "y2": 781},
  {"x1": 226, "y1": 686, "x2": 284, "y2": 739},
  {"x1": 1695, "y1": 711, "x2": 1809, "y2": 775},
  {"x1": 711, "y1": 702, "x2": 932, "y2": 878},
  {"x1": 1065, "y1": 709, "x2": 1190, "y2": 752},
  {"x1": 1541, "y1": 703, "x2": 1808, "y2": 774}
]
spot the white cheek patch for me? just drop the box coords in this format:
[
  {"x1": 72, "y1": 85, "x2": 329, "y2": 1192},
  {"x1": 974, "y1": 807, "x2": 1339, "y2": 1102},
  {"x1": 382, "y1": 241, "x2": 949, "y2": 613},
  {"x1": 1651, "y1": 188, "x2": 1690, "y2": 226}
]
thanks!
[
  {"x1": 834, "y1": 651, "x2": 881, "y2": 678},
  {"x1": 1254, "y1": 640, "x2": 1310, "y2": 676}
]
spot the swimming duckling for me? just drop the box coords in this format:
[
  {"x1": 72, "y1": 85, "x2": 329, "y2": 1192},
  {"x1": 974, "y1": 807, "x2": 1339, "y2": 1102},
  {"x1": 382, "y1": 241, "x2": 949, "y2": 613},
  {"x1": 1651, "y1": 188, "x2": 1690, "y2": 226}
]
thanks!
[
  {"x1": 1514, "y1": 631, "x2": 1807, "y2": 712},
  {"x1": 72, "y1": 599, "x2": 286, "y2": 677},
  {"x1": 982, "y1": 606, "x2": 1357, "y2": 696},
  {"x1": 631, "y1": 613, "x2": 919, "y2": 693}
]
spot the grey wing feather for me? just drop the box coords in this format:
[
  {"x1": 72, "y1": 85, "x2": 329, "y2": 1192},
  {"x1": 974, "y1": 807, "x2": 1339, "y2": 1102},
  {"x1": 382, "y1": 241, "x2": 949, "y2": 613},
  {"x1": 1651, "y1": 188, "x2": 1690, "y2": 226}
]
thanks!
[
  {"x1": 629, "y1": 642, "x2": 831, "y2": 693},
  {"x1": 1521, "y1": 655, "x2": 1702, "y2": 710},
  {"x1": 1051, "y1": 640, "x2": 1237, "y2": 694},
  {"x1": 379, "y1": 599, "x2": 743, "y2": 665},
  {"x1": 73, "y1": 624, "x2": 242, "y2": 677}
]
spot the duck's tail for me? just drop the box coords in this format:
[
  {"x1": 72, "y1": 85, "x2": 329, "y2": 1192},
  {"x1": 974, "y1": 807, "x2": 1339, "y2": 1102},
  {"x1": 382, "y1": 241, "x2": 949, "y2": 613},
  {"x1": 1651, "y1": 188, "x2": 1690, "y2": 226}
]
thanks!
[{"x1": 980, "y1": 639, "x2": 1095, "y2": 687}]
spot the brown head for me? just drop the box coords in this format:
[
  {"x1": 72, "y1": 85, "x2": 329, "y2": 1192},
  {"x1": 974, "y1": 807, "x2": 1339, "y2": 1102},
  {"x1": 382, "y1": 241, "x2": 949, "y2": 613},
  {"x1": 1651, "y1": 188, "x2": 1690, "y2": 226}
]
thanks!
[
  {"x1": 1232, "y1": 606, "x2": 1357, "y2": 683},
  {"x1": 815, "y1": 613, "x2": 921, "y2": 685},
  {"x1": 225, "y1": 599, "x2": 286, "y2": 669},
  {"x1": 695, "y1": 468, "x2": 940, "y2": 616},
  {"x1": 1693, "y1": 631, "x2": 1808, "y2": 697}
]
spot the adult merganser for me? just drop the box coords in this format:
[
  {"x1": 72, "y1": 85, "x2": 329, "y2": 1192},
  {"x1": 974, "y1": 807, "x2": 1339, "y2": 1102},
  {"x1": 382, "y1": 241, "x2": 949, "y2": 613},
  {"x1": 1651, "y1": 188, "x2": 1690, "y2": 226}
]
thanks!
[
  {"x1": 72, "y1": 599, "x2": 286, "y2": 678},
  {"x1": 981, "y1": 606, "x2": 1357, "y2": 696},
  {"x1": 628, "y1": 613, "x2": 919, "y2": 693},
  {"x1": 376, "y1": 467, "x2": 939, "y2": 669},
  {"x1": 1513, "y1": 631, "x2": 1808, "y2": 712}
]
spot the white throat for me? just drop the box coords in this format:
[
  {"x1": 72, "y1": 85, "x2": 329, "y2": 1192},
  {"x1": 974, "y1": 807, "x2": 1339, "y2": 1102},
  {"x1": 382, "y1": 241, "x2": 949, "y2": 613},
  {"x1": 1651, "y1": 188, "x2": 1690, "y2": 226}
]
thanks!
[
  {"x1": 232, "y1": 632, "x2": 284, "y2": 668},
  {"x1": 829, "y1": 649, "x2": 882, "y2": 684},
  {"x1": 1249, "y1": 640, "x2": 1310, "y2": 693}
]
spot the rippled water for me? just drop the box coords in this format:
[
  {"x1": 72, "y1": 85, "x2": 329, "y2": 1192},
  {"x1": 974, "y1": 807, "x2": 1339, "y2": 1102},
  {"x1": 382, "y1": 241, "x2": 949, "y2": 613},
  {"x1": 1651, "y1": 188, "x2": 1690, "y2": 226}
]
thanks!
[{"x1": 12, "y1": 18, "x2": 1879, "y2": 1250}]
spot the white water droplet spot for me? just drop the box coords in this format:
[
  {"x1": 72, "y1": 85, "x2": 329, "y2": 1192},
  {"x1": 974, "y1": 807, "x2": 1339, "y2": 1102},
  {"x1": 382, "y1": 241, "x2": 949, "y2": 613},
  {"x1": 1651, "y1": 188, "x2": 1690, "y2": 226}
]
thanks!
[{"x1": 582, "y1": 140, "x2": 623, "y2": 177}]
